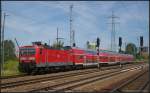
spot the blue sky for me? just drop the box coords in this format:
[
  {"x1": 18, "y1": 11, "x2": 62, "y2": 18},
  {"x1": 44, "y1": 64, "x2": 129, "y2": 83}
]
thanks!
[{"x1": 2, "y1": 1, "x2": 149, "y2": 51}]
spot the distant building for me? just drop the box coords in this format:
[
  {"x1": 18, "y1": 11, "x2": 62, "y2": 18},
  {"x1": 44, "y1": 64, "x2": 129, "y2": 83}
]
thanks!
[
  {"x1": 138, "y1": 46, "x2": 149, "y2": 53},
  {"x1": 139, "y1": 46, "x2": 149, "y2": 59},
  {"x1": 142, "y1": 46, "x2": 149, "y2": 53},
  {"x1": 87, "y1": 42, "x2": 96, "y2": 50}
]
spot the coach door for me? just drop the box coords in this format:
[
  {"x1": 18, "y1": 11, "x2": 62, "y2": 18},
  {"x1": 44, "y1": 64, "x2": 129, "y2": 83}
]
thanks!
[{"x1": 45, "y1": 48, "x2": 49, "y2": 67}]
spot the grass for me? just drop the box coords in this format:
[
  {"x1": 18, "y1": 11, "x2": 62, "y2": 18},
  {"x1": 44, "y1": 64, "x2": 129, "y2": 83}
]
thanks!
[{"x1": 1, "y1": 60, "x2": 22, "y2": 77}]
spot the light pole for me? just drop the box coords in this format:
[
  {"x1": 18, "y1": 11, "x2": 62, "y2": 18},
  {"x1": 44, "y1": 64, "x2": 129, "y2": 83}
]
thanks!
[{"x1": 1, "y1": 12, "x2": 9, "y2": 75}]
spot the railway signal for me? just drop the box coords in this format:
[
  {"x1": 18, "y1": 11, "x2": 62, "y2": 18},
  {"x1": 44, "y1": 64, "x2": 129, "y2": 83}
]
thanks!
[
  {"x1": 140, "y1": 36, "x2": 143, "y2": 47},
  {"x1": 140, "y1": 36, "x2": 143, "y2": 55},
  {"x1": 119, "y1": 37, "x2": 122, "y2": 52},
  {"x1": 96, "y1": 37, "x2": 100, "y2": 55},
  {"x1": 96, "y1": 37, "x2": 100, "y2": 47},
  {"x1": 73, "y1": 43, "x2": 76, "y2": 47}
]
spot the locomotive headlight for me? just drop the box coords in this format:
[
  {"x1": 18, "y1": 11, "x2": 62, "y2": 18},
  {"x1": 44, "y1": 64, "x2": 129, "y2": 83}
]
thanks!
[
  {"x1": 20, "y1": 57, "x2": 26, "y2": 60},
  {"x1": 29, "y1": 57, "x2": 35, "y2": 60}
]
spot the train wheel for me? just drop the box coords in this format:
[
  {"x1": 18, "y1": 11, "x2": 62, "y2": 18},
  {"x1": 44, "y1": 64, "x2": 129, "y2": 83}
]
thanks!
[
  {"x1": 26, "y1": 70, "x2": 32, "y2": 75},
  {"x1": 38, "y1": 68, "x2": 44, "y2": 74},
  {"x1": 49, "y1": 67, "x2": 55, "y2": 73},
  {"x1": 44, "y1": 67, "x2": 49, "y2": 73},
  {"x1": 60, "y1": 66, "x2": 66, "y2": 72},
  {"x1": 80, "y1": 65, "x2": 84, "y2": 69},
  {"x1": 30, "y1": 68, "x2": 38, "y2": 75},
  {"x1": 71, "y1": 65, "x2": 76, "y2": 70},
  {"x1": 18, "y1": 65, "x2": 24, "y2": 73},
  {"x1": 75, "y1": 65, "x2": 83, "y2": 70},
  {"x1": 64, "y1": 66, "x2": 70, "y2": 70}
]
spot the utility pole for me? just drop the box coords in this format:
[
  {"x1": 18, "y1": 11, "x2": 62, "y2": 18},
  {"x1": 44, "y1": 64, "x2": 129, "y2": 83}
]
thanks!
[
  {"x1": 70, "y1": 4, "x2": 75, "y2": 47},
  {"x1": 72, "y1": 30, "x2": 75, "y2": 47},
  {"x1": 140, "y1": 36, "x2": 143, "y2": 56},
  {"x1": 119, "y1": 37, "x2": 122, "y2": 53},
  {"x1": 1, "y1": 12, "x2": 9, "y2": 75},
  {"x1": 57, "y1": 27, "x2": 59, "y2": 45},
  {"x1": 56, "y1": 27, "x2": 64, "y2": 48},
  {"x1": 137, "y1": 37, "x2": 139, "y2": 53},
  {"x1": 108, "y1": 11, "x2": 119, "y2": 52},
  {"x1": 14, "y1": 38, "x2": 20, "y2": 58},
  {"x1": 49, "y1": 40, "x2": 51, "y2": 46},
  {"x1": 124, "y1": 42, "x2": 127, "y2": 53}
]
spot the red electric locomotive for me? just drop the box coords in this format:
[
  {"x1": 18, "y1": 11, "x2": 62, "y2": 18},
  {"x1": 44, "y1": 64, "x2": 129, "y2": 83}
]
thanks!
[
  {"x1": 19, "y1": 42, "x2": 73, "y2": 73},
  {"x1": 18, "y1": 42, "x2": 134, "y2": 74}
]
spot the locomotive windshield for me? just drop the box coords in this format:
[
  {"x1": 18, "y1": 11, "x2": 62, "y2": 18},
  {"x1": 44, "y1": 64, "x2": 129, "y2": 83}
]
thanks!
[{"x1": 20, "y1": 48, "x2": 35, "y2": 56}]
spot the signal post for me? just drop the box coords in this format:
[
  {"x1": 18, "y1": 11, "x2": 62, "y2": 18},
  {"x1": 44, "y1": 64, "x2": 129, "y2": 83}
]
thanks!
[{"x1": 96, "y1": 37, "x2": 101, "y2": 70}]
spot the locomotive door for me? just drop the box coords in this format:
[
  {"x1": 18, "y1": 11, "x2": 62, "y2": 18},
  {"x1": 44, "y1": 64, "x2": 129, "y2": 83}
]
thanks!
[
  {"x1": 39, "y1": 48, "x2": 48, "y2": 67},
  {"x1": 39, "y1": 48, "x2": 43, "y2": 63},
  {"x1": 45, "y1": 48, "x2": 48, "y2": 67},
  {"x1": 68, "y1": 50, "x2": 73, "y2": 65}
]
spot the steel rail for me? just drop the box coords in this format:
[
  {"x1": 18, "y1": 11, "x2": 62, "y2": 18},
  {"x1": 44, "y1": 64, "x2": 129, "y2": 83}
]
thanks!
[
  {"x1": 30, "y1": 65, "x2": 143, "y2": 92},
  {"x1": 110, "y1": 70, "x2": 148, "y2": 93},
  {"x1": 138, "y1": 80, "x2": 149, "y2": 93},
  {"x1": 1, "y1": 63, "x2": 146, "y2": 91},
  {"x1": 1, "y1": 69, "x2": 98, "y2": 89},
  {"x1": 1, "y1": 62, "x2": 136, "y2": 84}
]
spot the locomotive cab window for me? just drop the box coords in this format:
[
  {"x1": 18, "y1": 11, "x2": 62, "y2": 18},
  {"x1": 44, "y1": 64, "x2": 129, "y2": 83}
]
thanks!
[{"x1": 20, "y1": 48, "x2": 35, "y2": 56}]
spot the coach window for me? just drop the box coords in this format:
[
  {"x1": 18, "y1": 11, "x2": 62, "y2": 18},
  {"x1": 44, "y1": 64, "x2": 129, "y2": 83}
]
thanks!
[{"x1": 104, "y1": 56, "x2": 107, "y2": 60}]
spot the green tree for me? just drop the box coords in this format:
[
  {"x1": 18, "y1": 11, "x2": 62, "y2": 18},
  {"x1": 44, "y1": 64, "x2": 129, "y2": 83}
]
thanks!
[
  {"x1": 125, "y1": 43, "x2": 137, "y2": 56},
  {"x1": 2, "y1": 40, "x2": 16, "y2": 61}
]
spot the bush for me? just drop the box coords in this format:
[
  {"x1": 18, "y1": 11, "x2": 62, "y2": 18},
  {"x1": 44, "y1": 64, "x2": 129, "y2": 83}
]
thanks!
[
  {"x1": 136, "y1": 54, "x2": 144, "y2": 61},
  {"x1": 2, "y1": 59, "x2": 22, "y2": 76}
]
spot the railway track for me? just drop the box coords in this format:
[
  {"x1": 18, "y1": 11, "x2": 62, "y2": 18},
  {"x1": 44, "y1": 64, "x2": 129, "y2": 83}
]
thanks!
[
  {"x1": 110, "y1": 69, "x2": 149, "y2": 93},
  {"x1": 1, "y1": 62, "x2": 142, "y2": 88},
  {"x1": 1, "y1": 68, "x2": 99, "y2": 88},
  {"x1": 1, "y1": 63, "x2": 130, "y2": 83},
  {"x1": 36, "y1": 65, "x2": 145, "y2": 92},
  {"x1": 1, "y1": 63, "x2": 146, "y2": 92},
  {"x1": 1, "y1": 63, "x2": 147, "y2": 92}
]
